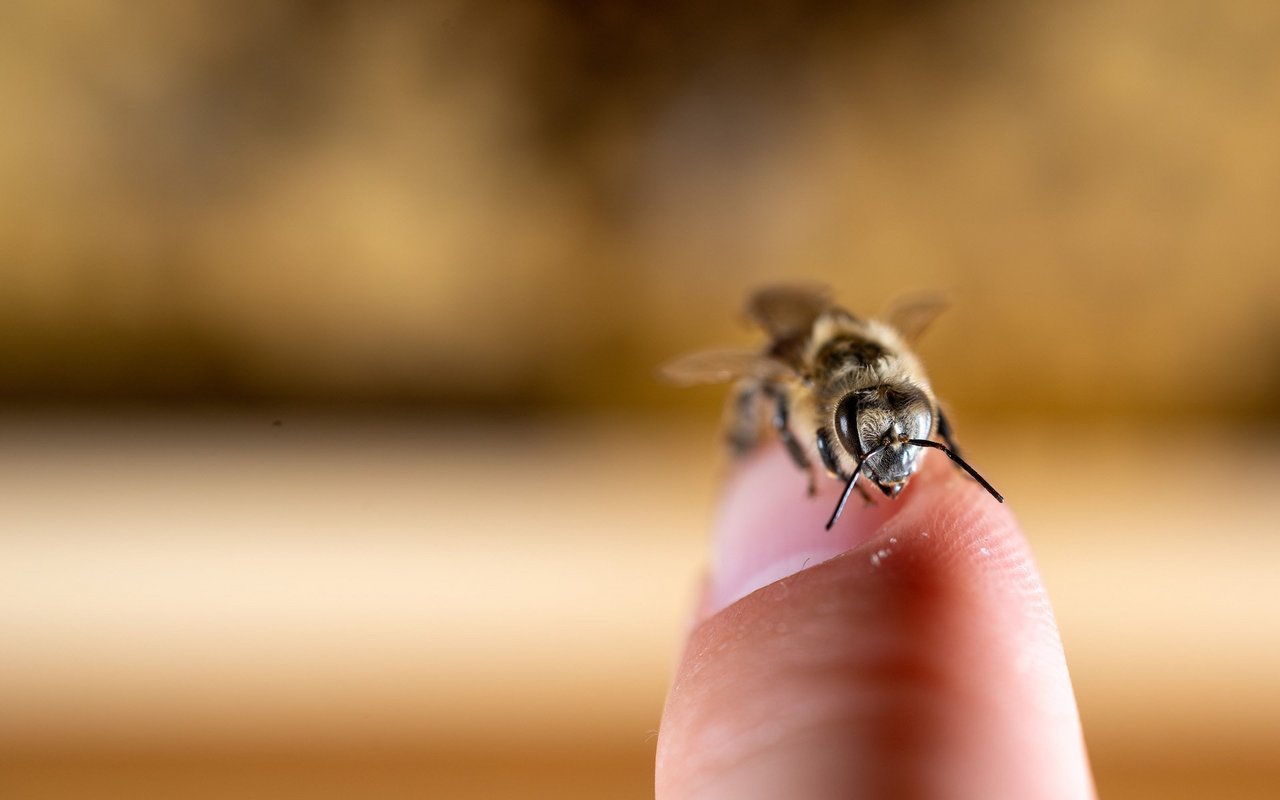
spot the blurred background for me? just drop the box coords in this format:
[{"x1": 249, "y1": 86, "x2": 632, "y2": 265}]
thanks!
[{"x1": 1, "y1": 1, "x2": 1278, "y2": 797}]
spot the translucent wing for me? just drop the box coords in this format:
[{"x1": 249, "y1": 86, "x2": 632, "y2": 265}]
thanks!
[
  {"x1": 744, "y1": 283, "x2": 833, "y2": 340},
  {"x1": 882, "y1": 292, "x2": 949, "y2": 344},
  {"x1": 658, "y1": 348, "x2": 796, "y2": 386}
]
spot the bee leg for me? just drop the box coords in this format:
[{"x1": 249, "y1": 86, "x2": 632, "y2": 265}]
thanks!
[
  {"x1": 817, "y1": 428, "x2": 876, "y2": 505},
  {"x1": 724, "y1": 382, "x2": 765, "y2": 457},
  {"x1": 937, "y1": 409, "x2": 964, "y2": 461},
  {"x1": 769, "y1": 389, "x2": 816, "y2": 496},
  {"x1": 815, "y1": 427, "x2": 848, "y2": 480},
  {"x1": 936, "y1": 408, "x2": 986, "y2": 489},
  {"x1": 817, "y1": 427, "x2": 877, "y2": 505}
]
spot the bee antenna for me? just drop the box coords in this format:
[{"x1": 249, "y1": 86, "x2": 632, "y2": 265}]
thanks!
[
  {"x1": 905, "y1": 439, "x2": 1004, "y2": 503},
  {"x1": 825, "y1": 443, "x2": 889, "y2": 531}
]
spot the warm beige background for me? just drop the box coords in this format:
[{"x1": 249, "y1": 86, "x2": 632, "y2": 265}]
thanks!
[{"x1": 1, "y1": 1, "x2": 1278, "y2": 798}]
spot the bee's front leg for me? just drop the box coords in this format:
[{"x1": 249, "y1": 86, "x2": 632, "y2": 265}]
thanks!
[
  {"x1": 815, "y1": 427, "x2": 848, "y2": 481},
  {"x1": 937, "y1": 408, "x2": 964, "y2": 461},
  {"x1": 769, "y1": 389, "x2": 816, "y2": 496},
  {"x1": 817, "y1": 428, "x2": 876, "y2": 506}
]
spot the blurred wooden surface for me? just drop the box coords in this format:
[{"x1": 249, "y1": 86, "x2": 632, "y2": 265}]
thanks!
[
  {"x1": 1, "y1": 414, "x2": 1277, "y2": 798},
  {"x1": 2, "y1": 1, "x2": 1278, "y2": 420}
]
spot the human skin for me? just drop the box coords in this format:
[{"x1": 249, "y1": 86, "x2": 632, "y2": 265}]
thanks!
[{"x1": 656, "y1": 445, "x2": 1095, "y2": 799}]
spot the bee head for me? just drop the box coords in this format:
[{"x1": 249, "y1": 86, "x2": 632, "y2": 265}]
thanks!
[{"x1": 834, "y1": 384, "x2": 933, "y2": 484}]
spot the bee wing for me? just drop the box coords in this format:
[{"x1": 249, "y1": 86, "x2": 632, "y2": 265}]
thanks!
[
  {"x1": 744, "y1": 283, "x2": 833, "y2": 339},
  {"x1": 658, "y1": 348, "x2": 797, "y2": 386},
  {"x1": 883, "y1": 292, "x2": 949, "y2": 344}
]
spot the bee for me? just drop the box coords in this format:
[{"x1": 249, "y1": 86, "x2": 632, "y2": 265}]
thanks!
[{"x1": 661, "y1": 284, "x2": 1002, "y2": 529}]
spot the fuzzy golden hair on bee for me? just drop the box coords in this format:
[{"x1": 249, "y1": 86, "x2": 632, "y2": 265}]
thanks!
[{"x1": 660, "y1": 284, "x2": 1002, "y2": 530}]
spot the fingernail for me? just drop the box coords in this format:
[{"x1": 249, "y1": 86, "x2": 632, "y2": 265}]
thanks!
[{"x1": 705, "y1": 445, "x2": 912, "y2": 615}]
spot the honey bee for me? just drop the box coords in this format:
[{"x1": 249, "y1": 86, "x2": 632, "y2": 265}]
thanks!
[{"x1": 662, "y1": 284, "x2": 1002, "y2": 529}]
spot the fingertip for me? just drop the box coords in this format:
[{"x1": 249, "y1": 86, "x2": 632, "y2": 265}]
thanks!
[
  {"x1": 659, "y1": 445, "x2": 1094, "y2": 799},
  {"x1": 706, "y1": 443, "x2": 1010, "y2": 615}
]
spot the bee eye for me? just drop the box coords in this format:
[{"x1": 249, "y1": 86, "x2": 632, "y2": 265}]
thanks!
[
  {"x1": 834, "y1": 395, "x2": 862, "y2": 456},
  {"x1": 885, "y1": 387, "x2": 933, "y2": 440}
]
